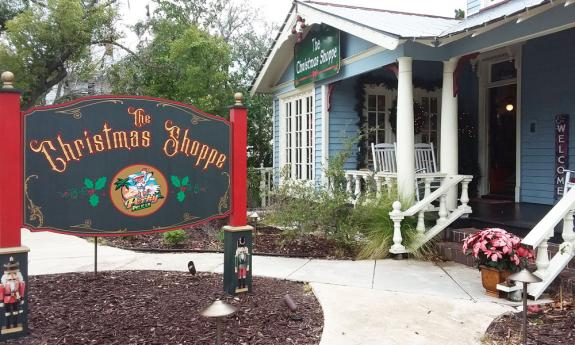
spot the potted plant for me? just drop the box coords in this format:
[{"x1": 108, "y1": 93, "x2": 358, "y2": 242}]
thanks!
[{"x1": 462, "y1": 228, "x2": 534, "y2": 297}]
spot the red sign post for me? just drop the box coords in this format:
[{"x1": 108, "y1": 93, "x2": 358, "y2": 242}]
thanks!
[
  {"x1": 0, "y1": 72, "x2": 29, "y2": 340},
  {"x1": 223, "y1": 93, "x2": 254, "y2": 295}
]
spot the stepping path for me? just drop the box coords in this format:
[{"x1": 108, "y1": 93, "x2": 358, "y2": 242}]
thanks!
[{"x1": 23, "y1": 229, "x2": 514, "y2": 345}]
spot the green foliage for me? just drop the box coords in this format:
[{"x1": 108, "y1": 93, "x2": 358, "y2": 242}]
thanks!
[
  {"x1": 266, "y1": 144, "x2": 426, "y2": 259},
  {"x1": 163, "y1": 229, "x2": 187, "y2": 246},
  {"x1": 108, "y1": 0, "x2": 275, "y2": 168},
  {"x1": 0, "y1": 0, "x2": 118, "y2": 108}
]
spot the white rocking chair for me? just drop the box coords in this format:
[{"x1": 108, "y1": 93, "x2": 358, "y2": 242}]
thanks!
[
  {"x1": 371, "y1": 143, "x2": 397, "y2": 173},
  {"x1": 414, "y1": 143, "x2": 439, "y2": 201}
]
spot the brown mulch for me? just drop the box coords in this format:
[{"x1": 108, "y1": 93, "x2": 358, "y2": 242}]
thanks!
[
  {"x1": 104, "y1": 220, "x2": 357, "y2": 259},
  {"x1": 8, "y1": 271, "x2": 323, "y2": 345},
  {"x1": 484, "y1": 302, "x2": 575, "y2": 344}
]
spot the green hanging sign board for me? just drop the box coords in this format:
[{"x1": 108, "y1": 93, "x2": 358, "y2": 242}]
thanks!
[{"x1": 294, "y1": 25, "x2": 340, "y2": 87}]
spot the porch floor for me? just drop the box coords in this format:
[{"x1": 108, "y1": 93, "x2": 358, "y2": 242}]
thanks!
[{"x1": 458, "y1": 200, "x2": 563, "y2": 243}]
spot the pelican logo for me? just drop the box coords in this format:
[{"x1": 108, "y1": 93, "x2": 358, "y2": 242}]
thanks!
[{"x1": 110, "y1": 165, "x2": 168, "y2": 217}]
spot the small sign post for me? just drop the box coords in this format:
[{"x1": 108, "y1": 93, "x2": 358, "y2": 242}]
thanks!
[
  {"x1": 0, "y1": 72, "x2": 29, "y2": 341},
  {"x1": 223, "y1": 93, "x2": 253, "y2": 295}
]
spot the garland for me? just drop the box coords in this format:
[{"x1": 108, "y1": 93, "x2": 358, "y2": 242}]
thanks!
[
  {"x1": 388, "y1": 100, "x2": 426, "y2": 135},
  {"x1": 353, "y1": 70, "x2": 441, "y2": 168}
]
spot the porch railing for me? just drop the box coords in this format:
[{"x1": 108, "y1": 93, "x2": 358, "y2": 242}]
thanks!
[
  {"x1": 255, "y1": 164, "x2": 274, "y2": 207},
  {"x1": 519, "y1": 187, "x2": 575, "y2": 299},
  {"x1": 388, "y1": 175, "x2": 473, "y2": 254}
]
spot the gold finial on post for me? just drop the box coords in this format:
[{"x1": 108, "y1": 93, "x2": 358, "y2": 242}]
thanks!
[
  {"x1": 1, "y1": 71, "x2": 14, "y2": 89},
  {"x1": 234, "y1": 92, "x2": 244, "y2": 106}
]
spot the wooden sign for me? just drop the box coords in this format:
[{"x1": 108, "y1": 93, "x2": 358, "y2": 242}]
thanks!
[
  {"x1": 24, "y1": 96, "x2": 231, "y2": 236},
  {"x1": 555, "y1": 114, "x2": 569, "y2": 199}
]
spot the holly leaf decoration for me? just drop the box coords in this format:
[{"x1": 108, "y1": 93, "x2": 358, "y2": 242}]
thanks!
[
  {"x1": 177, "y1": 190, "x2": 186, "y2": 202},
  {"x1": 171, "y1": 175, "x2": 181, "y2": 187},
  {"x1": 95, "y1": 177, "x2": 107, "y2": 191},
  {"x1": 181, "y1": 176, "x2": 189, "y2": 187},
  {"x1": 89, "y1": 194, "x2": 99, "y2": 207},
  {"x1": 84, "y1": 178, "x2": 94, "y2": 189}
]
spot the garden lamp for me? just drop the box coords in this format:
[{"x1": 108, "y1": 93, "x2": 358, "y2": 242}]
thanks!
[
  {"x1": 508, "y1": 268, "x2": 542, "y2": 345},
  {"x1": 201, "y1": 299, "x2": 237, "y2": 345}
]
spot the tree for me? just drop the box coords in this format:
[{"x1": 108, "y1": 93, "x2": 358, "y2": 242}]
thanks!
[
  {"x1": 109, "y1": 0, "x2": 275, "y2": 167},
  {"x1": 0, "y1": 0, "x2": 118, "y2": 109},
  {"x1": 109, "y1": 17, "x2": 232, "y2": 116},
  {"x1": 454, "y1": 9, "x2": 465, "y2": 19}
]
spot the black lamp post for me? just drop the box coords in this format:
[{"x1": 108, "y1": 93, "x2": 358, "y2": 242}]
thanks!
[{"x1": 508, "y1": 268, "x2": 542, "y2": 345}]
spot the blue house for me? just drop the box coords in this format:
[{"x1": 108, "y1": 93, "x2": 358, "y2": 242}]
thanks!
[{"x1": 251, "y1": 0, "x2": 575, "y2": 298}]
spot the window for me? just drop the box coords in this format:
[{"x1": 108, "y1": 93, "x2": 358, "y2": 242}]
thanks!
[
  {"x1": 420, "y1": 96, "x2": 439, "y2": 146},
  {"x1": 281, "y1": 91, "x2": 314, "y2": 181}
]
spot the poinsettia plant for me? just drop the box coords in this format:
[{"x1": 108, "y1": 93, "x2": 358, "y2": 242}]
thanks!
[{"x1": 462, "y1": 228, "x2": 534, "y2": 272}]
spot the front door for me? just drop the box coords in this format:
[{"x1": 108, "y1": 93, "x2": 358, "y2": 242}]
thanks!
[{"x1": 487, "y1": 83, "x2": 517, "y2": 198}]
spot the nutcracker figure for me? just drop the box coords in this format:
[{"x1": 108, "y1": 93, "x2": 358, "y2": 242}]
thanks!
[
  {"x1": 0, "y1": 257, "x2": 25, "y2": 332},
  {"x1": 234, "y1": 237, "x2": 250, "y2": 293}
]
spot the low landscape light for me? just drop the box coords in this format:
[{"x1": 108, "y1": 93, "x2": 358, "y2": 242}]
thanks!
[
  {"x1": 508, "y1": 268, "x2": 542, "y2": 345},
  {"x1": 283, "y1": 294, "x2": 303, "y2": 321},
  {"x1": 201, "y1": 299, "x2": 237, "y2": 345}
]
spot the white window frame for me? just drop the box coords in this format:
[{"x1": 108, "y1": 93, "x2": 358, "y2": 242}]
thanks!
[
  {"x1": 363, "y1": 85, "x2": 441, "y2": 166},
  {"x1": 279, "y1": 86, "x2": 315, "y2": 182}
]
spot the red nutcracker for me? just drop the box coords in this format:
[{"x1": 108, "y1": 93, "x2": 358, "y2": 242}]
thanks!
[{"x1": 0, "y1": 257, "x2": 25, "y2": 330}]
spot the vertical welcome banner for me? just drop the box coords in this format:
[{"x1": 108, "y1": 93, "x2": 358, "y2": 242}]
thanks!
[{"x1": 555, "y1": 114, "x2": 569, "y2": 199}]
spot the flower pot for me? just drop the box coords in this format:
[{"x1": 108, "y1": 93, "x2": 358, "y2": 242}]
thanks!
[{"x1": 480, "y1": 266, "x2": 512, "y2": 297}]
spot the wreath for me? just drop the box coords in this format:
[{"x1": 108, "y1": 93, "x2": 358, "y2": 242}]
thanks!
[{"x1": 388, "y1": 100, "x2": 426, "y2": 135}]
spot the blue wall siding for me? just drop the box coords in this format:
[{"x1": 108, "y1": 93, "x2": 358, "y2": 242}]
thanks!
[
  {"x1": 521, "y1": 28, "x2": 575, "y2": 205},
  {"x1": 314, "y1": 86, "x2": 323, "y2": 185},
  {"x1": 273, "y1": 97, "x2": 280, "y2": 184},
  {"x1": 467, "y1": 0, "x2": 481, "y2": 16},
  {"x1": 329, "y1": 78, "x2": 359, "y2": 170}
]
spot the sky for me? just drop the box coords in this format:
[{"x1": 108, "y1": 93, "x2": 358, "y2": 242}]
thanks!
[{"x1": 116, "y1": 0, "x2": 468, "y2": 49}]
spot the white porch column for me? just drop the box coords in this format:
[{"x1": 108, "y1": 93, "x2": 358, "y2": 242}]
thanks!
[
  {"x1": 440, "y1": 58, "x2": 459, "y2": 210},
  {"x1": 396, "y1": 57, "x2": 415, "y2": 202}
]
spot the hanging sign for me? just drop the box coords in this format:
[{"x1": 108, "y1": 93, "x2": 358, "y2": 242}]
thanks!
[
  {"x1": 24, "y1": 96, "x2": 231, "y2": 236},
  {"x1": 555, "y1": 114, "x2": 569, "y2": 199},
  {"x1": 294, "y1": 24, "x2": 340, "y2": 87}
]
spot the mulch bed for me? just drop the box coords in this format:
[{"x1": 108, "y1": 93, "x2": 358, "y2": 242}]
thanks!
[
  {"x1": 8, "y1": 271, "x2": 323, "y2": 345},
  {"x1": 484, "y1": 302, "x2": 575, "y2": 344},
  {"x1": 104, "y1": 220, "x2": 357, "y2": 259}
]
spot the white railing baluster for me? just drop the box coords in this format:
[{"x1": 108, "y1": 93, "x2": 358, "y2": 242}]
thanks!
[
  {"x1": 460, "y1": 177, "x2": 471, "y2": 211},
  {"x1": 389, "y1": 201, "x2": 407, "y2": 254},
  {"x1": 534, "y1": 231, "x2": 552, "y2": 278},
  {"x1": 417, "y1": 210, "x2": 425, "y2": 235},
  {"x1": 437, "y1": 193, "x2": 448, "y2": 224},
  {"x1": 562, "y1": 209, "x2": 575, "y2": 243},
  {"x1": 375, "y1": 175, "x2": 383, "y2": 198},
  {"x1": 346, "y1": 174, "x2": 353, "y2": 195},
  {"x1": 260, "y1": 163, "x2": 267, "y2": 207},
  {"x1": 354, "y1": 174, "x2": 362, "y2": 198}
]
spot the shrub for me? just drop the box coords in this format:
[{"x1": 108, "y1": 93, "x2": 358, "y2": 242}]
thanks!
[{"x1": 163, "y1": 229, "x2": 187, "y2": 246}]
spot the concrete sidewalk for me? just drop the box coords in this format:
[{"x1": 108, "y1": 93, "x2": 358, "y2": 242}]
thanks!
[{"x1": 23, "y1": 229, "x2": 513, "y2": 345}]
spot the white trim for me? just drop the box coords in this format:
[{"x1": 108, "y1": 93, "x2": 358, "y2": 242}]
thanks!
[
  {"x1": 270, "y1": 45, "x2": 387, "y2": 93},
  {"x1": 298, "y1": 4, "x2": 401, "y2": 50},
  {"x1": 477, "y1": 45, "x2": 522, "y2": 198},
  {"x1": 515, "y1": 47, "x2": 523, "y2": 202},
  {"x1": 279, "y1": 88, "x2": 316, "y2": 183},
  {"x1": 321, "y1": 84, "x2": 329, "y2": 185}
]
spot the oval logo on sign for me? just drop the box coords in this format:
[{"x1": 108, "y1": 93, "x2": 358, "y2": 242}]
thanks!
[{"x1": 110, "y1": 164, "x2": 168, "y2": 217}]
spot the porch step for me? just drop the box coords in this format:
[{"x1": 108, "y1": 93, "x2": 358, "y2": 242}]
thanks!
[{"x1": 438, "y1": 227, "x2": 575, "y2": 295}]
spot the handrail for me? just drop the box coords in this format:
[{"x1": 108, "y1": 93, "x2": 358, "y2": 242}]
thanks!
[
  {"x1": 402, "y1": 175, "x2": 469, "y2": 216},
  {"x1": 522, "y1": 186, "x2": 575, "y2": 248}
]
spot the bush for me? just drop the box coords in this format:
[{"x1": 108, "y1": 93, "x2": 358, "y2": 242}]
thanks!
[
  {"x1": 265, "y1": 144, "x2": 426, "y2": 259},
  {"x1": 163, "y1": 229, "x2": 187, "y2": 246}
]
